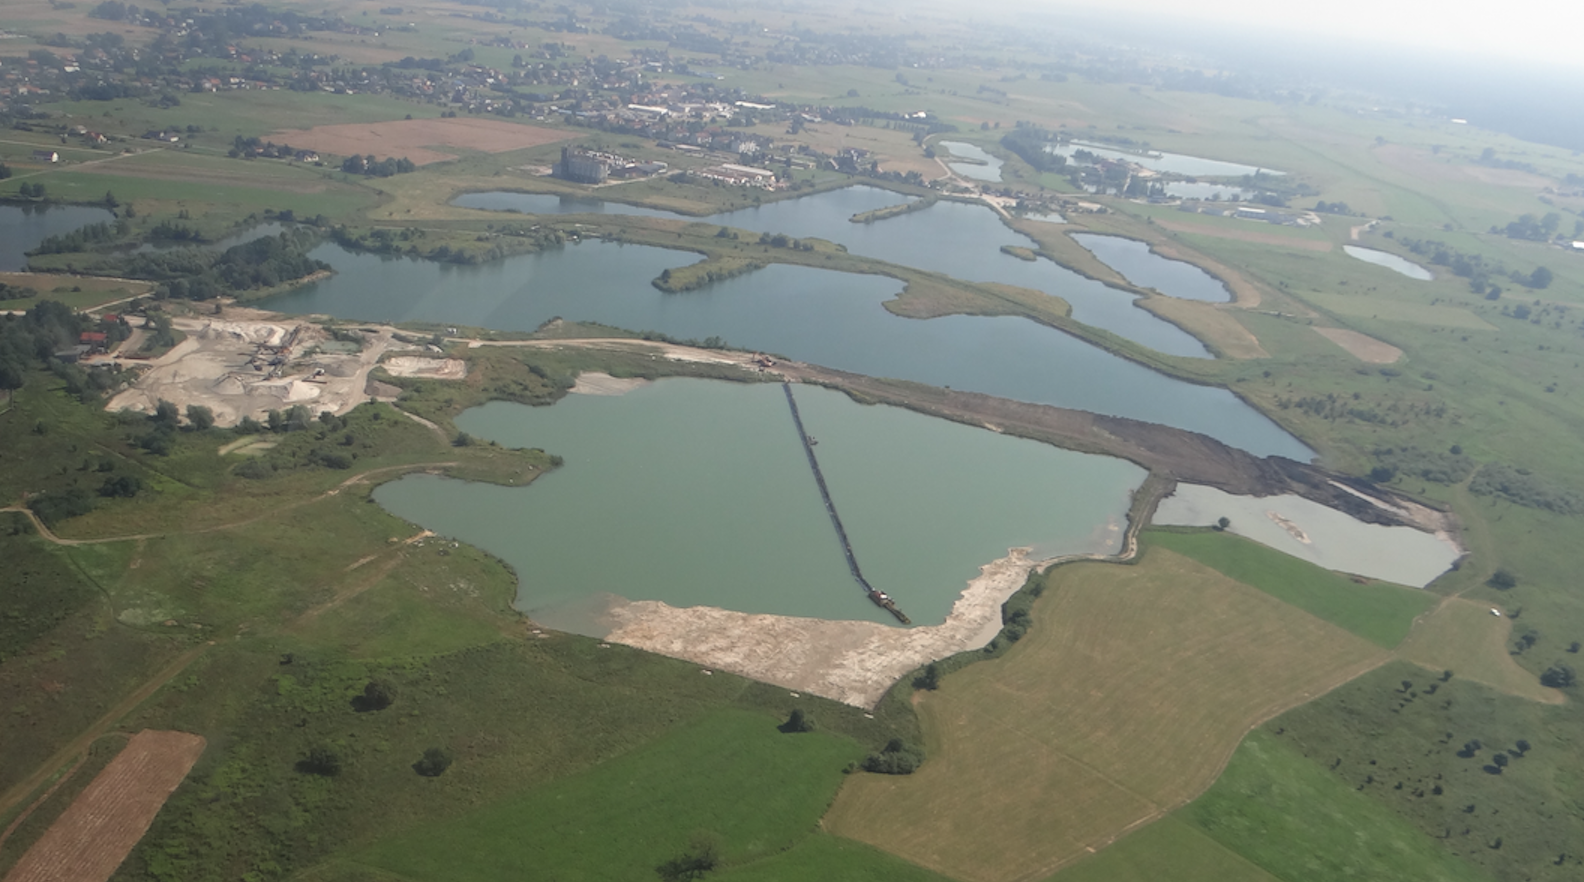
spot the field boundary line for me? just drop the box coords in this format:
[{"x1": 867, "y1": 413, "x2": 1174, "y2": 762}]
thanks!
[
  {"x1": 0, "y1": 647, "x2": 208, "y2": 820},
  {"x1": 1011, "y1": 647, "x2": 1392, "y2": 882}
]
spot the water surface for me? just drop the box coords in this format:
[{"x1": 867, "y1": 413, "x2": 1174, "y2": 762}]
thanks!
[
  {"x1": 1152, "y1": 484, "x2": 1459, "y2": 587},
  {"x1": 1343, "y1": 246, "x2": 1433, "y2": 280},
  {"x1": 455, "y1": 186, "x2": 1212, "y2": 358},
  {"x1": 374, "y1": 380, "x2": 1144, "y2": 631},
  {"x1": 0, "y1": 204, "x2": 116, "y2": 271},
  {"x1": 1049, "y1": 142, "x2": 1283, "y2": 178},
  {"x1": 937, "y1": 141, "x2": 1004, "y2": 182},
  {"x1": 264, "y1": 243, "x2": 1310, "y2": 458},
  {"x1": 1163, "y1": 181, "x2": 1247, "y2": 201},
  {"x1": 1071, "y1": 234, "x2": 1232, "y2": 302}
]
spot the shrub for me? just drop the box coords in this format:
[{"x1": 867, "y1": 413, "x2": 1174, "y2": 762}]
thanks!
[
  {"x1": 1540, "y1": 663, "x2": 1576, "y2": 689},
  {"x1": 298, "y1": 745, "x2": 341, "y2": 776},
  {"x1": 861, "y1": 738, "x2": 924, "y2": 775}
]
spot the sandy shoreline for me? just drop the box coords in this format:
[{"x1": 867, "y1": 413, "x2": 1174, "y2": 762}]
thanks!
[
  {"x1": 603, "y1": 547, "x2": 1063, "y2": 708},
  {"x1": 568, "y1": 371, "x2": 651, "y2": 396}
]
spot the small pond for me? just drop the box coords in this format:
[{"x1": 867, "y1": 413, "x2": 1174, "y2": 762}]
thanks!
[
  {"x1": 937, "y1": 141, "x2": 1004, "y2": 182},
  {"x1": 373, "y1": 379, "x2": 1144, "y2": 632},
  {"x1": 1343, "y1": 246, "x2": 1433, "y2": 281},
  {"x1": 1070, "y1": 234, "x2": 1232, "y2": 302},
  {"x1": 1152, "y1": 484, "x2": 1460, "y2": 587},
  {"x1": 0, "y1": 204, "x2": 117, "y2": 272}
]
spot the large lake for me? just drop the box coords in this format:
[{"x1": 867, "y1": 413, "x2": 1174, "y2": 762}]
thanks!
[
  {"x1": 454, "y1": 186, "x2": 1212, "y2": 358},
  {"x1": 1071, "y1": 234, "x2": 1232, "y2": 302},
  {"x1": 374, "y1": 380, "x2": 1145, "y2": 631},
  {"x1": 0, "y1": 204, "x2": 116, "y2": 272},
  {"x1": 1047, "y1": 142, "x2": 1283, "y2": 178},
  {"x1": 263, "y1": 238, "x2": 1310, "y2": 459}
]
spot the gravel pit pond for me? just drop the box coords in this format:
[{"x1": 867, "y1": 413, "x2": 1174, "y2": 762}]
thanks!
[
  {"x1": 373, "y1": 379, "x2": 1145, "y2": 632},
  {"x1": 453, "y1": 185, "x2": 1213, "y2": 358},
  {"x1": 1045, "y1": 142, "x2": 1284, "y2": 178},
  {"x1": 263, "y1": 239, "x2": 1309, "y2": 459},
  {"x1": 1153, "y1": 483, "x2": 1461, "y2": 587},
  {"x1": 936, "y1": 141, "x2": 1004, "y2": 182},
  {"x1": 0, "y1": 204, "x2": 116, "y2": 271},
  {"x1": 1343, "y1": 245, "x2": 1434, "y2": 280},
  {"x1": 1069, "y1": 233, "x2": 1232, "y2": 302}
]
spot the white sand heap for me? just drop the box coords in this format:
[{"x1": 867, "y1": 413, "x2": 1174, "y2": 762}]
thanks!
[{"x1": 381, "y1": 356, "x2": 467, "y2": 379}]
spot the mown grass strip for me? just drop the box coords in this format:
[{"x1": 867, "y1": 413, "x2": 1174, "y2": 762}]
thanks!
[{"x1": 1144, "y1": 529, "x2": 1434, "y2": 648}]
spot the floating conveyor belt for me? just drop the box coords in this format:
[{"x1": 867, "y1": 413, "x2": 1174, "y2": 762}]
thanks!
[{"x1": 782, "y1": 383, "x2": 910, "y2": 625}]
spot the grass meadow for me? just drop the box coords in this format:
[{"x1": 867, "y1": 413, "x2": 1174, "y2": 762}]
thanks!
[
  {"x1": 1182, "y1": 730, "x2": 1495, "y2": 882},
  {"x1": 348, "y1": 710, "x2": 867, "y2": 881}
]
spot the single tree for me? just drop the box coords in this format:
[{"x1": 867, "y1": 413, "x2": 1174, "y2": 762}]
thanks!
[
  {"x1": 780, "y1": 708, "x2": 815, "y2": 733},
  {"x1": 1214, "y1": 516, "x2": 1231, "y2": 531},
  {"x1": 153, "y1": 398, "x2": 180, "y2": 427},
  {"x1": 914, "y1": 662, "x2": 941, "y2": 691},
  {"x1": 414, "y1": 746, "x2": 453, "y2": 777},
  {"x1": 1488, "y1": 569, "x2": 1518, "y2": 590},
  {"x1": 185, "y1": 404, "x2": 214, "y2": 430},
  {"x1": 355, "y1": 679, "x2": 396, "y2": 712},
  {"x1": 1514, "y1": 739, "x2": 1532, "y2": 756}
]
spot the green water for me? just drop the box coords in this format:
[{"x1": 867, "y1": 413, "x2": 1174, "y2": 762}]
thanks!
[{"x1": 373, "y1": 379, "x2": 1144, "y2": 632}]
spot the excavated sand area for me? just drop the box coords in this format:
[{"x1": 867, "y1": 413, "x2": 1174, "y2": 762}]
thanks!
[
  {"x1": 107, "y1": 315, "x2": 409, "y2": 427},
  {"x1": 604, "y1": 549, "x2": 1054, "y2": 708},
  {"x1": 381, "y1": 356, "x2": 468, "y2": 379}
]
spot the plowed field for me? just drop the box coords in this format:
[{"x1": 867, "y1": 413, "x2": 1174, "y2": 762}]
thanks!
[{"x1": 3, "y1": 730, "x2": 205, "y2": 882}]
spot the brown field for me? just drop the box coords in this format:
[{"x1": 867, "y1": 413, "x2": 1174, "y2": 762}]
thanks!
[
  {"x1": 267, "y1": 117, "x2": 574, "y2": 165},
  {"x1": 824, "y1": 549, "x2": 1385, "y2": 882},
  {"x1": 1312, "y1": 327, "x2": 1403, "y2": 363},
  {"x1": 1141, "y1": 298, "x2": 1268, "y2": 359},
  {"x1": 1396, "y1": 598, "x2": 1565, "y2": 704},
  {"x1": 1154, "y1": 218, "x2": 1334, "y2": 251},
  {"x1": 1372, "y1": 144, "x2": 1552, "y2": 189},
  {"x1": 3, "y1": 730, "x2": 205, "y2": 882},
  {"x1": 72, "y1": 156, "x2": 334, "y2": 194}
]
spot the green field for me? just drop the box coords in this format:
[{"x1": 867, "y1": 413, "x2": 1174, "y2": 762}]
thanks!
[
  {"x1": 1050, "y1": 816, "x2": 1276, "y2": 882},
  {"x1": 346, "y1": 710, "x2": 868, "y2": 881},
  {"x1": 1183, "y1": 730, "x2": 1495, "y2": 882},
  {"x1": 1143, "y1": 530, "x2": 1437, "y2": 648}
]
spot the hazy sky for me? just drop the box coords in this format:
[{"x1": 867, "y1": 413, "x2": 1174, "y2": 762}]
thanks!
[{"x1": 1031, "y1": 0, "x2": 1583, "y2": 71}]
